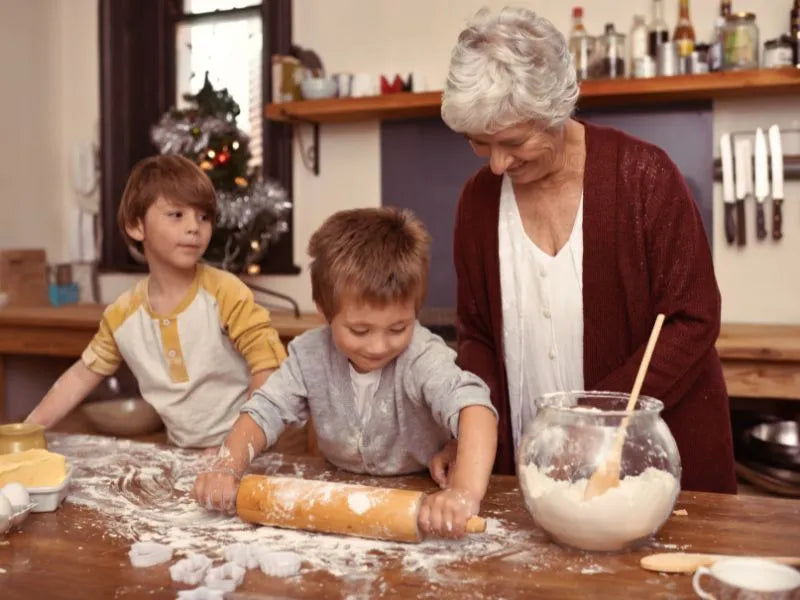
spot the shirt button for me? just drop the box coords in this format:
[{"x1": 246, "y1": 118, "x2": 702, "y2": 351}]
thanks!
[
  {"x1": 167, "y1": 349, "x2": 177, "y2": 358},
  {"x1": 539, "y1": 269, "x2": 547, "y2": 278},
  {"x1": 543, "y1": 308, "x2": 551, "y2": 318},
  {"x1": 162, "y1": 319, "x2": 170, "y2": 326},
  {"x1": 548, "y1": 348, "x2": 556, "y2": 360}
]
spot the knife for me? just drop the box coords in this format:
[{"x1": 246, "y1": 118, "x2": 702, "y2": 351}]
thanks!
[
  {"x1": 719, "y1": 133, "x2": 736, "y2": 245},
  {"x1": 754, "y1": 128, "x2": 769, "y2": 240},
  {"x1": 768, "y1": 124, "x2": 784, "y2": 241},
  {"x1": 733, "y1": 137, "x2": 751, "y2": 247}
]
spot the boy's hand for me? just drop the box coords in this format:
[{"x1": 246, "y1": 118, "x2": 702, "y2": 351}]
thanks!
[
  {"x1": 417, "y1": 487, "x2": 480, "y2": 539},
  {"x1": 428, "y1": 440, "x2": 457, "y2": 488},
  {"x1": 193, "y1": 466, "x2": 240, "y2": 513}
]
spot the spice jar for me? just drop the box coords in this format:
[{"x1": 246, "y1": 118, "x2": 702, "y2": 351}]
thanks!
[
  {"x1": 763, "y1": 36, "x2": 794, "y2": 68},
  {"x1": 722, "y1": 12, "x2": 759, "y2": 70}
]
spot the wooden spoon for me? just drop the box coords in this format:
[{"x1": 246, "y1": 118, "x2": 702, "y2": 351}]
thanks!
[
  {"x1": 641, "y1": 552, "x2": 800, "y2": 574},
  {"x1": 583, "y1": 314, "x2": 666, "y2": 500}
]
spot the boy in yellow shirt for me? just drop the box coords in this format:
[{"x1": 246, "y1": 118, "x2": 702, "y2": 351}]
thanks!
[{"x1": 26, "y1": 155, "x2": 286, "y2": 447}]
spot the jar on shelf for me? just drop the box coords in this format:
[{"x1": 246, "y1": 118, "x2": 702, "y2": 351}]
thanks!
[
  {"x1": 589, "y1": 23, "x2": 626, "y2": 79},
  {"x1": 723, "y1": 12, "x2": 759, "y2": 70},
  {"x1": 763, "y1": 36, "x2": 794, "y2": 68},
  {"x1": 517, "y1": 391, "x2": 681, "y2": 552}
]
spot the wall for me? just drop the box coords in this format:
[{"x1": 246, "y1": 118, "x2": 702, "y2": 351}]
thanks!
[{"x1": 0, "y1": 0, "x2": 797, "y2": 323}]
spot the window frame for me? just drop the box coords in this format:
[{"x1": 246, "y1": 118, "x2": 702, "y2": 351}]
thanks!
[{"x1": 98, "y1": 0, "x2": 298, "y2": 274}]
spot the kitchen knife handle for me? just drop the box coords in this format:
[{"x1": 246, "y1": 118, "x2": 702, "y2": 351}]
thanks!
[
  {"x1": 724, "y1": 203, "x2": 736, "y2": 245},
  {"x1": 735, "y1": 199, "x2": 746, "y2": 246},
  {"x1": 773, "y1": 199, "x2": 783, "y2": 241},
  {"x1": 756, "y1": 204, "x2": 766, "y2": 240}
]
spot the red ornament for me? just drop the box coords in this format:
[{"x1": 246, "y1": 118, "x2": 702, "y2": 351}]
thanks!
[{"x1": 215, "y1": 151, "x2": 230, "y2": 165}]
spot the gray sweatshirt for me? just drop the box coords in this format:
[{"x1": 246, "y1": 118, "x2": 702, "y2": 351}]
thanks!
[{"x1": 242, "y1": 322, "x2": 496, "y2": 475}]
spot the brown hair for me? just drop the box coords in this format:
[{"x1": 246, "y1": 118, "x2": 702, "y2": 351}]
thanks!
[
  {"x1": 308, "y1": 207, "x2": 431, "y2": 320},
  {"x1": 117, "y1": 155, "x2": 217, "y2": 246}
]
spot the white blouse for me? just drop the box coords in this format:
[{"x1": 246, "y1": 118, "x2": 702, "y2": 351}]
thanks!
[{"x1": 498, "y1": 175, "x2": 585, "y2": 451}]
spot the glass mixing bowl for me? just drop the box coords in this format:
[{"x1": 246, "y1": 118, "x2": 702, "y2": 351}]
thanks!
[{"x1": 517, "y1": 391, "x2": 681, "y2": 552}]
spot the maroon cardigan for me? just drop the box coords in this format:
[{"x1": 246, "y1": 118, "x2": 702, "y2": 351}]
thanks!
[{"x1": 453, "y1": 121, "x2": 736, "y2": 493}]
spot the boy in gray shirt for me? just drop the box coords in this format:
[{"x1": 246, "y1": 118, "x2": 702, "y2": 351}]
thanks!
[{"x1": 194, "y1": 208, "x2": 498, "y2": 538}]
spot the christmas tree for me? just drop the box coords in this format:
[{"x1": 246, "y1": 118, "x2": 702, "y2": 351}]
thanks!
[{"x1": 151, "y1": 73, "x2": 290, "y2": 273}]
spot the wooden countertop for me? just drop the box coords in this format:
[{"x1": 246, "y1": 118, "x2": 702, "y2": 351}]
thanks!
[
  {"x1": 0, "y1": 304, "x2": 322, "y2": 358},
  {"x1": 1, "y1": 305, "x2": 796, "y2": 362},
  {"x1": 0, "y1": 304, "x2": 323, "y2": 341},
  {"x1": 716, "y1": 323, "x2": 800, "y2": 363},
  {"x1": 2, "y1": 434, "x2": 799, "y2": 599},
  {"x1": 1, "y1": 306, "x2": 798, "y2": 401}
]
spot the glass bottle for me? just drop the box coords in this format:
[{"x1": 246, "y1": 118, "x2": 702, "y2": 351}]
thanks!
[
  {"x1": 647, "y1": 0, "x2": 669, "y2": 59},
  {"x1": 674, "y1": 0, "x2": 696, "y2": 58},
  {"x1": 629, "y1": 14, "x2": 650, "y2": 77},
  {"x1": 720, "y1": 0, "x2": 732, "y2": 17},
  {"x1": 569, "y1": 6, "x2": 594, "y2": 81},
  {"x1": 792, "y1": 0, "x2": 800, "y2": 68},
  {"x1": 709, "y1": 16, "x2": 726, "y2": 71}
]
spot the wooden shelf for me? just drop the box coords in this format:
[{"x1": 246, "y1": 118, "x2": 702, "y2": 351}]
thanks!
[{"x1": 266, "y1": 68, "x2": 800, "y2": 124}]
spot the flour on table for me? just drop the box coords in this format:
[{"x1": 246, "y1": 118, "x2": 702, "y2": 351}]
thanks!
[
  {"x1": 257, "y1": 550, "x2": 302, "y2": 577},
  {"x1": 129, "y1": 541, "x2": 173, "y2": 567},
  {"x1": 48, "y1": 434, "x2": 645, "y2": 598}
]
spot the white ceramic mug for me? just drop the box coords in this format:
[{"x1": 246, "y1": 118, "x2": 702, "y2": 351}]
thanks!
[{"x1": 692, "y1": 558, "x2": 800, "y2": 600}]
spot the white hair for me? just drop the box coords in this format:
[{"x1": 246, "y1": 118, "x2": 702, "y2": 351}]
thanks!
[{"x1": 441, "y1": 7, "x2": 579, "y2": 134}]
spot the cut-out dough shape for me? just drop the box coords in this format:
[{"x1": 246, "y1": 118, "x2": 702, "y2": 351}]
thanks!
[
  {"x1": 222, "y1": 542, "x2": 259, "y2": 569},
  {"x1": 175, "y1": 587, "x2": 224, "y2": 600},
  {"x1": 205, "y1": 562, "x2": 246, "y2": 592},
  {"x1": 257, "y1": 551, "x2": 302, "y2": 577},
  {"x1": 169, "y1": 553, "x2": 213, "y2": 585},
  {"x1": 128, "y1": 542, "x2": 173, "y2": 568}
]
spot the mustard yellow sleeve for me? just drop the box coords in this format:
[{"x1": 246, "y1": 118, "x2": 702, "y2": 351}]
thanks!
[
  {"x1": 213, "y1": 272, "x2": 287, "y2": 373},
  {"x1": 81, "y1": 304, "x2": 124, "y2": 376}
]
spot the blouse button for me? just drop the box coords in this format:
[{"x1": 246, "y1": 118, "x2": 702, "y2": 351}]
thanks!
[
  {"x1": 162, "y1": 319, "x2": 170, "y2": 326},
  {"x1": 167, "y1": 349, "x2": 177, "y2": 358},
  {"x1": 539, "y1": 269, "x2": 547, "y2": 278},
  {"x1": 548, "y1": 348, "x2": 556, "y2": 360},
  {"x1": 542, "y1": 308, "x2": 552, "y2": 319}
]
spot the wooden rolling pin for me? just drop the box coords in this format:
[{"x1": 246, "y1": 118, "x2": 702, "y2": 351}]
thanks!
[
  {"x1": 641, "y1": 552, "x2": 800, "y2": 574},
  {"x1": 236, "y1": 474, "x2": 486, "y2": 543}
]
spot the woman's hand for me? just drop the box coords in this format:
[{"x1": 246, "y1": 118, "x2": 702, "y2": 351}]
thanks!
[
  {"x1": 418, "y1": 487, "x2": 481, "y2": 539},
  {"x1": 193, "y1": 464, "x2": 240, "y2": 513},
  {"x1": 428, "y1": 440, "x2": 458, "y2": 488}
]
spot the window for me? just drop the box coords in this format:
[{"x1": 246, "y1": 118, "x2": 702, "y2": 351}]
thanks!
[
  {"x1": 176, "y1": 1, "x2": 263, "y2": 169},
  {"x1": 98, "y1": 0, "x2": 297, "y2": 274}
]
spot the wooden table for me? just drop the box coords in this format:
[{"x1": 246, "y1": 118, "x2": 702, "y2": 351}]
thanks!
[
  {"x1": 0, "y1": 304, "x2": 323, "y2": 420},
  {"x1": 1, "y1": 434, "x2": 798, "y2": 600}
]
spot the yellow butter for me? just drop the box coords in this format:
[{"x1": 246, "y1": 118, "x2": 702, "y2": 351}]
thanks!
[{"x1": 0, "y1": 449, "x2": 67, "y2": 488}]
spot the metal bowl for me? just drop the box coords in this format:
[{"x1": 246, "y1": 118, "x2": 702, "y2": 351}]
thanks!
[
  {"x1": 81, "y1": 398, "x2": 163, "y2": 437},
  {"x1": 746, "y1": 421, "x2": 800, "y2": 470}
]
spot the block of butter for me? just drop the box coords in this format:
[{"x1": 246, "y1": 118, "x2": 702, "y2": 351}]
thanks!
[{"x1": 0, "y1": 449, "x2": 68, "y2": 488}]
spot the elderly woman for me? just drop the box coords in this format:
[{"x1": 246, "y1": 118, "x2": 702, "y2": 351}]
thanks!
[{"x1": 434, "y1": 7, "x2": 735, "y2": 493}]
